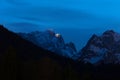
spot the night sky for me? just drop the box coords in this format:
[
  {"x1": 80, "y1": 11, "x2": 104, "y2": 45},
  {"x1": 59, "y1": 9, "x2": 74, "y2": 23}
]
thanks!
[{"x1": 0, "y1": 0, "x2": 120, "y2": 49}]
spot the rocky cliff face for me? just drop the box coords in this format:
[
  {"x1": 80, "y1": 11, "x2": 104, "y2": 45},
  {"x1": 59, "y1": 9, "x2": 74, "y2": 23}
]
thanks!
[
  {"x1": 79, "y1": 30, "x2": 120, "y2": 64},
  {"x1": 18, "y1": 29, "x2": 120, "y2": 64},
  {"x1": 18, "y1": 30, "x2": 77, "y2": 58}
]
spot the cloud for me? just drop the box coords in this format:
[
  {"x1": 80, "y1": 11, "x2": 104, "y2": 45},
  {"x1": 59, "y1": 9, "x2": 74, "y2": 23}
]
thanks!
[{"x1": 0, "y1": 0, "x2": 120, "y2": 31}]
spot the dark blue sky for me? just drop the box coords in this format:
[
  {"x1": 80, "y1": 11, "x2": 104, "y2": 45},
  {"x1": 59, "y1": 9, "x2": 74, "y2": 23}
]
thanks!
[{"x1": 0, "y1": 0, "x2": 120, "y2": 49}]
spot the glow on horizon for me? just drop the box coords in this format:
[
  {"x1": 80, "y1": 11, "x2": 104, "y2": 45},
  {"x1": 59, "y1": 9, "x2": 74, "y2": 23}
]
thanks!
[{"x1": 55, "y1": 33, "x2": 61, "y2": 38}]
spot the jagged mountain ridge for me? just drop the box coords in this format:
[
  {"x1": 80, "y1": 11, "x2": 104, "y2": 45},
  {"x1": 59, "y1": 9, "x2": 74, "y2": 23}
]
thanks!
[
  {"x1": 79, "y1": 30, "x2": 120, "y2": 64},
  {"x1": 18, "y1": 30, "x2": 77, "y2": 58},
  {"x1": 18, "y1": 29, "x2": 120, "y2": 64}
]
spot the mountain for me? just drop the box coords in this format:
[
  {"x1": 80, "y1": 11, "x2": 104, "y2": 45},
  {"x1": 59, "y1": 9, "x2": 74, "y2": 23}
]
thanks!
[
  {"x1": 0, "y1": 25, "x2": 80, "y2": 80},
  {"x1": 1, "y1": 25, "x2": 120, "y2": 80},
  {"x1": 18, "y1": 30, "x2": 77, "y2": 58},
  {"x1": 79, "y1": 30, "x2": 120, "y2": 64},
  {"x1": 18, "y1": 29, "x2": 120, "y2": 64}
]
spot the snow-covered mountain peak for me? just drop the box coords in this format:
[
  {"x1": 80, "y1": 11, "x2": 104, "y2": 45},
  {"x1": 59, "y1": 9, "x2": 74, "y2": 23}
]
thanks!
[
  {"x1": 18, "y1": 30, "x2": 77, "y2": 58},
  {"x1": 45, "y1": 29, "x2": 55, "y2": 36},
  {"x1": 103, "y1": 30, "x2": 115, "y2": 35},
  {"x1": 55, "y1": 33, "x2": 61, "y2": 38},
  {"x1": 79, "y1": 30, "x2": 120, "y2": 64},
  {"x1": 102, "y1": 30, "x2": 120, "y2": 42},
  {"x1": 18, "y1": 28, "x2": 120, "y2": 64}
]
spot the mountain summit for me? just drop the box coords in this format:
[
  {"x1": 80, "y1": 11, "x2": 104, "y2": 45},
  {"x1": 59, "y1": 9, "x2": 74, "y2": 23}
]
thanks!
[
  {"x1": 18, "y1": 30, "x2": 77, "y2": 58},
  {"x1": 79, "y1": 30, "x2": 120, "y2": 64}
]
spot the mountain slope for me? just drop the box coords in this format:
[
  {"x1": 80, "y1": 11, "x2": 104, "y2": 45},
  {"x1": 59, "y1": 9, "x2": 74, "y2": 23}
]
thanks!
[{"x1": 0, "y1": 25, "x2": 79, "y2": 80}]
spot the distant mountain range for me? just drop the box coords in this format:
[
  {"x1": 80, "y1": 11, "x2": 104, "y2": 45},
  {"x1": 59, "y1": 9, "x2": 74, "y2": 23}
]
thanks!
[
  {"x1": 1, "y1": 25, "x2": 120, "y2": 80},
  {"x1": 18, "y1": 28, "x2": 120, "y2": 64},
  {"x1": 18, "y1": 30, "x2": 77, "y2": 58}
]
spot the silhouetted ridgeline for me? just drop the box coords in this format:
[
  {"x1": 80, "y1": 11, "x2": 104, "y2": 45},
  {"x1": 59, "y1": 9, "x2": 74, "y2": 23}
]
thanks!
[{"x1": 0, "y1": 25, "x2": 120, "y2": 80}]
